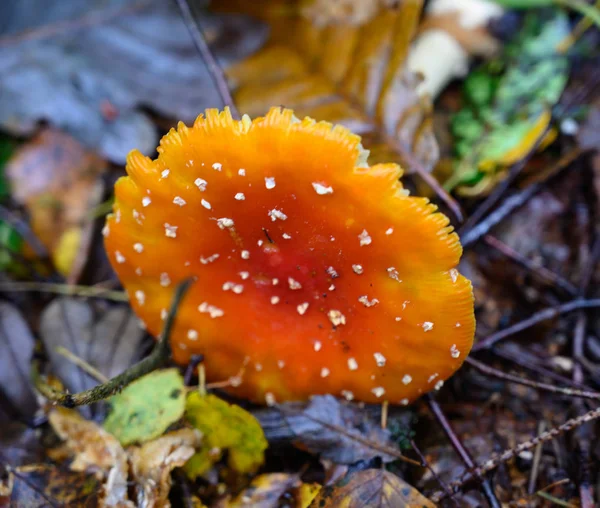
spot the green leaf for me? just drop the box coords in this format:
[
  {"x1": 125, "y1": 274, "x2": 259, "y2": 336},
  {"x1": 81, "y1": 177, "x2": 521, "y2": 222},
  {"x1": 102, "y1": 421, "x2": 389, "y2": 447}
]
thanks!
[
  {"x1": 103, "y1": 368, "x2": 185, "y2": 446},
  {"x1": 448, "y1": 10, "x2": 570, "y2": 194},
  {"x1": 184, "y1": 392, "x2": 268, "y2": 477}
]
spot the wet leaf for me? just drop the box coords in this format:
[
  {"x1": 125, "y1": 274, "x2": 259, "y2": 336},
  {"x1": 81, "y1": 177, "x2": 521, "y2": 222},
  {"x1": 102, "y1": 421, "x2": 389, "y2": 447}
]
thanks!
[
  {"x1": 48, "y1": 406, "x2": 132, "y2": 506},
  {"x1": 0, "y1": 302, "x2": 38, "y2": 423},
  {"x1": 223, "y1": 0, "x2": 439, "y2": 172},
  {"x1": 9, "y1": 464, "x2": 102, "y2": 507},
  {"x1": 0, "y1": 0, "x2": 268, "y2": 162},
  {"x1": 39, "y1": 297, "x2": 147, "y2": 410},
  {"x1": 184, "y1": 392, "x2": 268, "y2": 477},
  {"x1": 128, "y1": 428, "x2": 202, "y2": 507},
  {"x1": 309, "y1": 468, "x2": 435, "y2": 507},
  {"x1": 5, "y1": 129, "x2": 106, "y2": 277},
  {"x1": 104, "y1": 368, "x2": 186, "y2": 446},
  {"x1": 447, "y1": 10, "x2": 570, "y2": 195},
  {"x1": 223, "y1": 473, "x2": 301, "y2": 508},
  {"x1": 282, "y1": 395, "x2": 399, "y2": 464}
]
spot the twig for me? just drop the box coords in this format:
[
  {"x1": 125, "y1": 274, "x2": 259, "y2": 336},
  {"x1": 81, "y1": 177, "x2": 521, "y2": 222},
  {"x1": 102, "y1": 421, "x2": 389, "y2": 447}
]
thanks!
[
  {"x1": 55, "y1": 346, "x2": 109, "y2": 384},
  {"x1": 173, "y1": 0, "x2": 239, "y2": 118},
  {"x1": 528, "y1": 421, "x2": 546, "y2": 494},
  {"x1": 484, "y1": 235, "x2": 578, "y2": 296},
  {"x1": 465, "y1": 357, "x2": 600, "y2": 400},
  {"x1": 410, "y1": 439, "x2": 457, "y2": 505},
  {"x1": 0, "y1": 281, "x2": 128, "y2": 301},
  {"x1": 427, "y1": 395, "x2": 501, "y2": 508},
  {"x1": 431, "y1": 404, "x2": 600, "y2": 503},
  {"x1": 31, "y1": 279, "x2": 193, "y2": 407},
  {"x1": 461, "y1": 147, "x2": 584, "y2": 247},
  {"x1": 473, "y1": 298, "x2": 600, "y2": 352}
]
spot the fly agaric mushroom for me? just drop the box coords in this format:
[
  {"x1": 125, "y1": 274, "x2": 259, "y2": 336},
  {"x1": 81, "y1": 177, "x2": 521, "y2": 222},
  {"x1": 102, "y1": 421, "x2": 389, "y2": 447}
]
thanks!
[{"x1": 104, "y1": 107, "x2": 475, "y2": 405}]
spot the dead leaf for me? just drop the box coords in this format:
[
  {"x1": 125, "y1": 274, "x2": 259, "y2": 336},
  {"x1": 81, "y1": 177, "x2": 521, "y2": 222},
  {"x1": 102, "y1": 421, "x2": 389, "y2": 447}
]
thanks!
[
  {"x1": 128, "y1": 428, "x2": 202, "y2": 508},
  {"x1": 39, "y1": 298, "x2": 147, "y2": 414},
  {"x1": 310, "y1": 468, "x2": 435, "y2": 507},
  {"x1": 0, "y1": 422, "x2": 45, "y2": 468},
  {"x1": 48, "y1": 406, "x2": 133, "y2": 507},
  {"x1": 577, "y1": 103, "x2": 600, "y2": 152},
  {"x1": 8, "y1": 464, "x2": 102, "y2": 507},
  {"x1": 223, "y1": 0, "x2": 439, "y2": 172},
  {"x1": 281, "y1": 395, "x2": 399, "y2": 465},
  {"x1": 5, "y1": 129, "x2": 105, "y2": 278},
  {"x1": 0, "y1": 301, "x2": 38, "y2": 423},
  {"x1": 0, "y1": 0, "x2": 268, "y2": 162},
  {"x1": 221, "y1": 473, "x2": 301, "y2": 508},
  {"x1": 302, "y1": 0, "x2": 398, "y2": 27}
]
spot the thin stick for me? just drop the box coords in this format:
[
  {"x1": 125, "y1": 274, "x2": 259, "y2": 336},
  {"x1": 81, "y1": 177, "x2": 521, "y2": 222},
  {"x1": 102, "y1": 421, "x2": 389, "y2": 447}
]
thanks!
[
  {"x1": 484, "y1": 235, "x2": 578, "y2": 296},
  {"x1": 473, "y1": 299, "x2": 600, "y2": 352},
  {"x1": 31, "y1": 279, "x2": 193, "y2": 407},
  {"x1": 173, "y1": 0, "x2": 239, "y2": 118},
  {"x1": 55, "y1": 346, "x2": 109, "y2": 384},
  {"x1": 427, "y1": 395, "x2": 501, "y2": 508},
  {"x1": 465, "y1": 357, "x2": 600, "y2": 400},
  {"x1": 0, "y1": 281, "x2": 128, "y2": 301}
]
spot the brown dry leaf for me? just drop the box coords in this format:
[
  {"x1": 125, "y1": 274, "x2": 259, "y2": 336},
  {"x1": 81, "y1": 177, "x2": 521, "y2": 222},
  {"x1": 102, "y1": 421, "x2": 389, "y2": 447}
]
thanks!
[
  {"x1": 8, "y1": 463, "x2": 102, "y2": 507},
  {"x1": 128, "y1": 428, "x2": 202, "y2": 508},
  {"x1": 221, "y1": 473, "x2": 301, "y2": 508},
  {"x1": 5, "y1": 128, "x2": 105, "y2": 278},
  {"x1": 302, "y1": 0, "x2": 399, "y2": 27},
  {"x1": 48, "y1": 407, "x2": 133, "y2": 507},
  {"x1": 222, "y1": 0, "x2": 438, "y2": 172},
  {"x1": 310, "y1": 468, "x2": 435, "y2": 507}
]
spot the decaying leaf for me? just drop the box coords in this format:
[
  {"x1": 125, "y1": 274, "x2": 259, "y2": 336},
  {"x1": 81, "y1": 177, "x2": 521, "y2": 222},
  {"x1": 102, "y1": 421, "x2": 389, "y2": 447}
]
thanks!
[
  {"x1": 39, "y1": 298, "x2": 147, "y2": 407},
  {"x1": 8, "y1": 464, "x2": 102, "y2": 507},
  {"x1": 302, "y1": 0, "x2": 397, "y2": 27},
  {"x1": 184, "y1": 392, "x2": 268, "y2": 477},
  {"x1": 5, "y1": 129, "x2": 105, "y2": 277},
  {"x1": 222, "y1": 473, "x2": 301, "y2": 508},
  {"x1": 309, "y1": 468, "x2": 435, "y2": 507},
  {"x1": 282, "y1": 395, "x2": 399, "y2": 465},
  {"x1": 0, "y1": 0, "x2": 268, "y2": 162},
  {"x1": 0, "y1": 302, "x2": 38, "y2": 423},
  {"x1": 104, "y1": 368, "x2": 186, "y2": 446},
  {"x1": 128, "y1": 428, "x2": 202, "y2": 508},
  {"x1": 447, "y1": 10, "x2": 570, "y2": 196},
  {"x1": 48, "y1": 406, "x2": 133, "y2": 507},
  {"x1": 223, "y1": 0, "x2": 439, "y2": 172}
]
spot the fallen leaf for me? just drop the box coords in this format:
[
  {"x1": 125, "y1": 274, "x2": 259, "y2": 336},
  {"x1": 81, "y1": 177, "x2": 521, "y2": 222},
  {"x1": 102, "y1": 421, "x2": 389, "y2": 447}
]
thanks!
[
  {"x1": 223, "y1": 0, "x2": 439, "y2": 172},
  {"x1": 5, "y1": 129, "x2": 106, "y2": 277},
  {"x1": 447, "y1": 10, "x2": 570, "y2": 195},
  {"x1": 128, "y1": 428, "x2": 202, "y2": 508},
  {"x1": 48, "y1": 406, "x2": 133, "y2": 507},
  {"x1": 0, "y1": 301, "x2": 38, "y2": 423},
  {"x1": 282, "y1": 395, "x2": 399, "y2": 464},
  {"x1": 104, "y1": 368, "x2": 186, "y2": 446},
  {"x1": 309, "y1": 468, "x2": 435, "y2": 507},
  {"x1": 184, "y1": 392, "x2": 268, "y2": 477},
  {"x1": 39, "y1": 297, "x2": 147, "y2": 413},
  {"x1": 8, "y1": 464, "x2": 102, "y2": 507},
  {"x1": 0, "y1": 0, "x2": 268, "y2": 162},
  {"x1": 302, "y1": 0, "x2": 395, "y2": 27},
  {"x1": 221, "y1": 473, "x2": 301, "y2": 508}
]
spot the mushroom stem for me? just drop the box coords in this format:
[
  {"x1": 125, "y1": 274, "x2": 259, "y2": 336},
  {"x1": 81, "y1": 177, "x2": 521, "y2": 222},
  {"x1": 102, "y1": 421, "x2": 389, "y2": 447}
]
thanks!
[{"x1": 31, "y1": 278, "x2": 194, "y2": 408}]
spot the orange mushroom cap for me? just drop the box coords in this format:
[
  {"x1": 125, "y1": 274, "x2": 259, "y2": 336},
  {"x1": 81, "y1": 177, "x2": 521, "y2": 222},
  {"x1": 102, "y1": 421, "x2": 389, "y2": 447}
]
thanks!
[{"x1": 104, "y1": 107, "x2": 475, "y2": 405}]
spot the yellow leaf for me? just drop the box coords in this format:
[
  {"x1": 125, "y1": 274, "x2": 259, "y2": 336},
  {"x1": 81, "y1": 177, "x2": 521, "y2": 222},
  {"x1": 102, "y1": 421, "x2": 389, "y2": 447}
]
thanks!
[
  {"x1": 184, "y1": 392, "x2": 268, "y2": 477},
  {"x1": 226, "y1": 473, "x2": 301, "y2": 507},
  {"x1": 221, "y1": 0, "x2": 438, "y2": 172},
  {"x1": 309, "y1": 469, "x2": 435, "y2": 507}
]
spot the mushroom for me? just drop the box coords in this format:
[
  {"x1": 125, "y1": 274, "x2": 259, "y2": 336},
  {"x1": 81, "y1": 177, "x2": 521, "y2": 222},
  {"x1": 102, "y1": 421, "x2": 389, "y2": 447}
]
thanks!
[{"x1": 104, "y1": 107, "x2": 475, "y2": 405}]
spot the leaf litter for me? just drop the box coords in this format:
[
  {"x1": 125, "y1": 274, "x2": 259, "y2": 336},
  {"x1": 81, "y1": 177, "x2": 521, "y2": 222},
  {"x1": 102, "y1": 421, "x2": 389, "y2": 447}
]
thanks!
[{"x1": 1, "y1": 0, "x2": 600, "y2": 506}]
